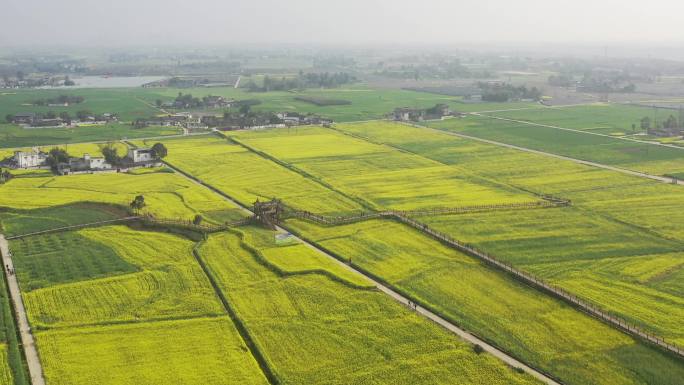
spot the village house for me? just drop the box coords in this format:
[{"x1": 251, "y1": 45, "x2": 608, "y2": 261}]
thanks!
[
  {"x1": 133, "y1": 115, "x2": 186, "y2": 128},
  {"x1": 392, "y1": 104, "x2": 453, "y2": 122},
  {"x1": 127, "y1": 148, "x2": 155, "y2": 163},
  {"x1": 12, "y1": 149, "x2": 48, "y2": 168},
  {"x1": 648, "y1": 126, "x2": 683, "y2": 137},
  {"x1": 203, "y1": 95, "x2": 233, "y2": 108},
  {"x1": 57, "y1": 153, "x2": 113, "y2": 175},
  {"x1": 393, "y1": 107, "x2": 426, "y2": 122},
  {"x1": 184, "y1": 115, "x2": 209, "y2": 130},
  {"x1": 11, "y1": 113, "x2": 37, "y2": 125}
]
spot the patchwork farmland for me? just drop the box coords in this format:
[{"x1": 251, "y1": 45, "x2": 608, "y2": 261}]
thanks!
[{"x1": 1, "y1": 107, "x2": 683, "y2": 385}]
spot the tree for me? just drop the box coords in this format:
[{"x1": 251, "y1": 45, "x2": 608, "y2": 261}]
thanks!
[
  {"x1": 0, "y1": 169, "x2": 12, "y2": 184},
  {"x1": 45, "y1": 111, "x2": 57, "y2": 119},
  {"x1": 663, "y1": 115, "x2": 678, "y2": 129},
  {"x1": 101, "y1": 143, "x2": 122, "y2": 165},
  {"x1": 5, "y1": 114, "x2": 14, "y2": 123},
  {"x1": 193, "y1": 214, "x2": 203, "y2": 225},
  {"x1": 63, "y1": 76, "x2": 75, "y2": 86},
  {"x1": 130, "y1": 195, "x2": 146, "y2": 212},
  {"x1": 151, "y1": 143, "x2": 168, "y2": 159},
  {"x1": 640, "y1": 116, "x2": 651, "y2": 130},
  {"x1": 76, "y1": 110, "x2": 92, "y2": 121},
  {"x1": 239, "y1": 104, "x2": 251, "y2": 115},
  {"x1": 473, "y1": 344, "x2": 485, "y2": 355},
  {"x1": 155, "y1": 99, "x2": 162, "y2": 107},
  {"x1": 59, "y1": 112, "x2": 71, "y2": 124},
  {"x1": 46, "y1": 147, "x2": 69, "y2": 168}
]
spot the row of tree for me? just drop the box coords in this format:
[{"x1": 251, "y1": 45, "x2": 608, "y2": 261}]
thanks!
[
  {"x1": 5, "y1": 110, "x2": 110, "y2": 124},
  {"x1": 640, "y1": 115, "x2": 682, "y2": 130},
  {"x1": 32, "y1": 94, "x2": 84, "y2": 106},
  {"x1": 245, "y1": 72, "x2": 356, "y2": 92},
  {"x1": 477, "y1": 82, "x2": 543, "y2": 102}
]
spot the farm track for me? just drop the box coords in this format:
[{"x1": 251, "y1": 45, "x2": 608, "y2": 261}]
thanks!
[
  {"x1": 0, "y1": 233, "x2": 46, "y2": 385},
  {"x1": 416, "y1": 122, "x2": 684, "y2": 186},
  {"x1": 162, "y1": 159, "x2": 564, "y2": 385}
]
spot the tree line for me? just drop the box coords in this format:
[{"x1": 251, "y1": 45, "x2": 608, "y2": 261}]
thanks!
[
  {"x1": 477, "y1": 82, "x2": 543, "y2": 102},
  {"x1": 245, "y1": 72, "x2": 356, "y2": 92}
]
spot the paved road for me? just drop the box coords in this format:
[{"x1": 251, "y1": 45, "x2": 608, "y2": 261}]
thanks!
[
  {"x1": 163, "y1": 160, "x2": 562, "y2": 385},
  {"x1": 472, "y1": 112, "x2": 684, "y2": 151},
  {"x1": 420, "y1": 123, "x2": 683, "y2": 186},
  {"x1": 0, "y1": 234, "x2": 46, "y2": 385}
]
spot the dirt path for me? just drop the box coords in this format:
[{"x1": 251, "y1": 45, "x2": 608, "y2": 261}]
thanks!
[
  {"x1": 420, "y1": 123, "x2": 683, "y2": 186},
  {"x1": 0, "y1": 234, "x2": 46, "y2": 385},
  {"x1": 162, "y1": 160, "x2": 562, "y2": 385}
]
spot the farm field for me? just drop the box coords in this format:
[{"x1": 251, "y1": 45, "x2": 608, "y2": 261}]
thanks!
[
  {"x1": 491, "y1": 104, "x2": 654, "y2": 133},
  {"x1": 0, "y1": 88, "x2": 161, "y2": 122},
  {"x1": 286, "y1": 218, "x2": 684, "y2": 385},
  {"x1": 0, "y1": 345, "x2": 13, "y2": 384},
  {"x1": 0, "y1": 169, "x2": 246, "y2": 236},
  {"x1": 428, "y1": 114, "x2": 684, "y2": 176},
  {"x1": 0, "y1": 263, "x2": 28, "y2": 385},
  {"x1": 135, "y1": 86, "x2": 476, "y2": 122},
  {"x1": 154, "y1": 135, "x2": 363, "y2": 214},
  {"x1": 8, "y1": 224, "x2": 268, "y2": 384},
  {"x1": 35, "y1": 317, "x2": 268, "y2": 385},
  {"x1": 0, "y1": 122, "x2": 180, "y2": 149},
  {"x1": 13, "y1": 226, "x2": 224, "y2": 328},
  {"x1": 227, "y1": 126, "x2": 540, "y2": 210},
  {"x1": 3, "y1": 86, "x2": 502, "y2": 126},
  {"x1": 1, "y1": 92, "x2": 684, "y2": 384},
  {"x1": 197, "y1": 227, "x2": 540, "y2": 385},
  {"x1": 334, "y1": 121, "x2": 684, "y2": 346}
]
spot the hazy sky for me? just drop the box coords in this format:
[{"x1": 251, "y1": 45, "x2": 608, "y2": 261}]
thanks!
[{"x1": 3, "y1": 0, "x2": 684, "y2": 47}]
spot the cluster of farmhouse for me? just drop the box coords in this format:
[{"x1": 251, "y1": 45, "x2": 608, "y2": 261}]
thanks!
[
  {"x1": 9, "y1": 112, "x2": 118, "y2": 128},
  {"x1": 5, "y1": 147, "x2": 160, "y2": 175},
  {"x1": 391, "y1": 104, "x2": 461, "y2": 122},
  {"x1": 134, "y1": 111, "x2": 332, "y2": 131}
]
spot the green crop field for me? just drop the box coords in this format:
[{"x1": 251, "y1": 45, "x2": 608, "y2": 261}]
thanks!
[
  {"x1": 287, "y1": 218, "x2": 684, "y2": 385},
  {"x1": 2, "y1": 87, "x2": 684, "y2": 385},
  {"x1": 0, "y1": 122, "x2": 180, "y2": 149},
  {"x1": 228, "y1": 126, "x2": 539, "y2": 210},
  {"x1": 10, "y1": 231, "x2": 138, "y2": 290},
  {"x1": 0, "y1": 344, "x2": 13, "y2": 384},
  {"x1": 333, "y1": 120, "x2": 684, "y2": 347},
  {"x1": 17, "y1": 226, "x2": 224, "y2": 328},
  {"x1": 0, "y1": 88, "x2": 160, "y2": 122},
  {"x1": 36, "y1": 316, "x2": 268, "y2": 385},
  {"x1": 197, "y1": 227, "x2": 539, "y2": 385},
  {"x1": 491, "y1": 104, "x2": 654, "y2": 133},
  {"x1": 0, "y1": 170, "x2": 246, "y2": 235},
  {"x1": 6, "y1": 221, "x2": 269, "y2": 385},
  {"x1": 155, "y1": 135, "x2": 363, "y2": 214},
  {"x1": 427, "y1": 114, "x2": 684, "y2": 176},
  {"x1": 1, "y1": 268, "x2": 28, "y2": 385},
  {"x1": 0, "y1": 203, "x2": 127, "y2": 237}
]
